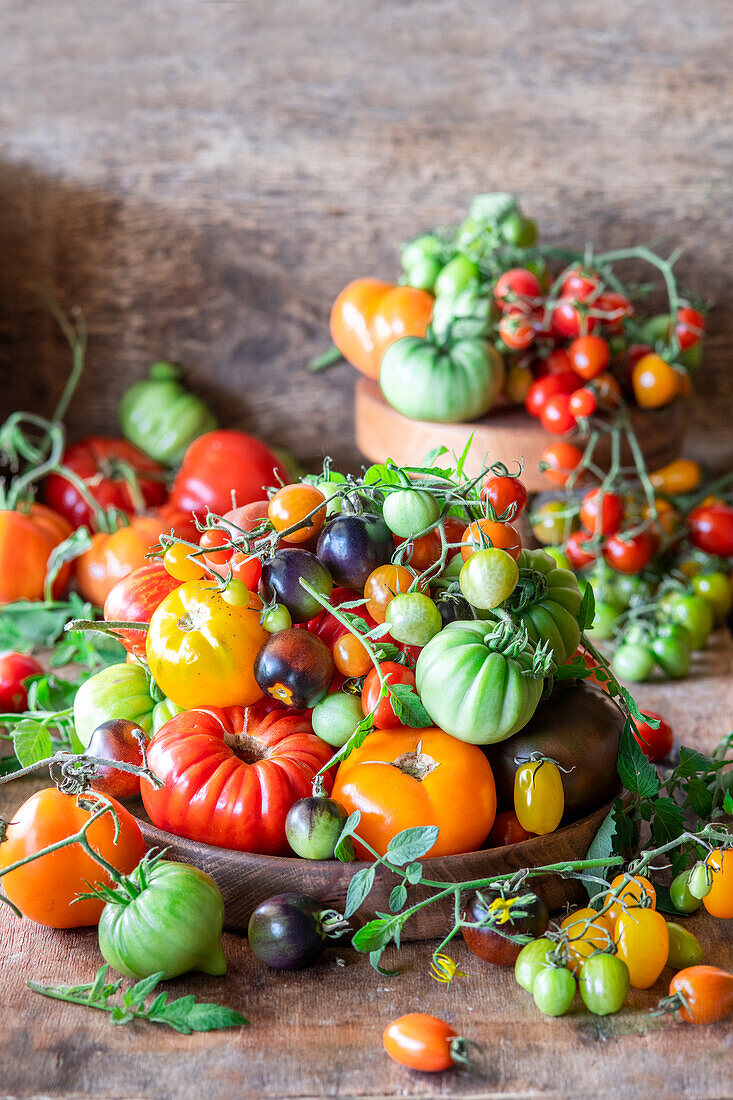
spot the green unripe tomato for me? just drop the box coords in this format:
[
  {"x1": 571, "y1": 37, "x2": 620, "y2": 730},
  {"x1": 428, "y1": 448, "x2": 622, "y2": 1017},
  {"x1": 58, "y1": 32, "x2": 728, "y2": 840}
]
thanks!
[
  {"x1": 434, "y1": 254, "x2": 480, "y2": 299},
  {"x1": 650, "y1": 635, "x2": 691, "y2": 679},
  {"x1": 118, "y1": 362, "x2": 217, "y2": 466},
  {"x1": 658, "y1": 592, "x2": 714, "y2": 650},
  {"x1": 262, "y1": 604, "x2": 293, "y2": 633},
  {"x1": 401, "y1": 234, "x2": 443, "y2": 268},
  {"x1": 98, "y1": 859, "x2": 227, "y2": 980},
  {"x1": 459, "y1": 548, "x2": 519, "y2": 610},
  {"x1": 311, "y1": 692, "x2": 365, "y2": 748},
  {"x1": 613, "y1": 573, "x2": 654, "y2": 608},
  {"x1": 543, "y1": 546, "x2": 572, "y2": 572},
  {"x1": 385, "y1": 593, "x2": 443, "y2": 647},
  {"x1": 403, "y1": 255, "x2": 443, "y2": 291},
  {"x1": 439, "y1": 552, "x2": 464, "y2": 581},
  {"x1": 515, "y1": 937, "x2": 554, "y2": 992},
  {"x1": 285, "y1": 796, "x2": 348, "y2": 860},
  {"x1": 692, "y1": 572, "x2": 732, "y2": 621},
  {"x1": 532, "y1": 966, "x2": 576, "y2": 1017},
  {"x1": 586, "y1": 599, "x2": 623, "y2": 642},
  {"x1": 611, "y1": 643, "x2": 655, "y2": 683},
  {"x1": 382, "y1": 489, "x2": 441, "y2": 539},
  {"x1": 222, "y1": 578, "x2": 251, "y2": 607},
  {"x1": 670, "y1": 869, "x2": 703, "y2": 914},
  {"x1": 688, "y1": 861, "x2": 713, "y2": 899},
  {"x1": 579, "y1": 954, "x2": 629, "y2": 1016},
  {"x1": 666, "y1": 922, "x2": 704, "y2": 970},
  {"x1": 315, "y1": 477, "x2": 346, "y2": 517},
  {"x1": 500, "y1": 212, "x2": 538, "y2": 248}
]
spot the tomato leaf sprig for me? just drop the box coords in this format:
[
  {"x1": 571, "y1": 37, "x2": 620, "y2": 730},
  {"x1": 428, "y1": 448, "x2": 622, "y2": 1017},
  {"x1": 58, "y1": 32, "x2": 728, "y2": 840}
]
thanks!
[{"x1": 28, "y1": 964, "x2": 248, "y2": 1033}]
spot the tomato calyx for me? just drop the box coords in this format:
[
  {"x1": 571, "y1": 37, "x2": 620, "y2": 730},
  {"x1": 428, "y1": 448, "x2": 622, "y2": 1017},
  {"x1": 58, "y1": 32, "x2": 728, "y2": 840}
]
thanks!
[
  {"x1": 502, "y1": 568, "x2": 549, "y2": 612},
  {"x1": 391, "y1": 742, "x2": 440, "y2": 782}
]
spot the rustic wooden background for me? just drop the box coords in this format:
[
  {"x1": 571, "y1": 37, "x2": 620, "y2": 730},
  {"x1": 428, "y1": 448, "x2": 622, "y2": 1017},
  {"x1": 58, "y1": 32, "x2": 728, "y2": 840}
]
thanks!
[{"x1": 1, "y1": 0, "x2": 732, "y2": 474}]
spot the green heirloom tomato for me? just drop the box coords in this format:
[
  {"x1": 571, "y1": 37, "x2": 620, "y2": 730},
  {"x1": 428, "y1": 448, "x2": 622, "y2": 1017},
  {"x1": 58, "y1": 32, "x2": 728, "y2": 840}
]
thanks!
[
  {"x1": 483, "y1": 549, "x2": 582, "y2": 664},
  {"x1": 692, "y1": 572, "x2": 732, "y2": 621},
  {"x1": 311, "y1": 692, "x2": 365, "y2": 748},
  {"x1": 543, "y1": 546, "x2": 572, "y2": 572},
  {"x1": 579, "y1": 954, "x2": 629, "y2": 1016},
  {"x1": 658, "y1": 592, "x2": 713, "y2": 650},
  {"x1": 611, "y1": 643, "x2": 655, "y2": 683},
  {"x1": 73, "y1": 663, "x2": 159, "y2": 749},
  {"x1": 431, "y1": 283, "x2": 493, "y2": 342},
  {"x1": 98, "y1": 858, "x2": 227, "y2": 980},
  {"x1": 382, "y1": 489, "x2": 440, "y2": 538},
  {"x1": 380, "y1": 334, "x2": 504, "y2": 423},
  {"x1": 459, "y1": 548, "x2": 519, "y2": 610},
  {"x1": 415, "y1": 620, "x2": 546, "y2": 745},
  {"x1": 666, "y1": 923, "x2": 703, "y2": 970},
  {"x1": 515, "y1": 937, "x2": 554, "y2": 992},
  {"x1": 385, "y1": 593, "x2": 443, "y2": 647},
  {"x1": 119, "y1": 362, "x2": 217, "y2": 465}
]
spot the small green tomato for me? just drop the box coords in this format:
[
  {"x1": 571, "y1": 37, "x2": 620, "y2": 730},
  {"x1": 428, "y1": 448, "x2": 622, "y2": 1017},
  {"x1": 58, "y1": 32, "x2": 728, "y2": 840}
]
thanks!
[
  {"x1": 688, "y1": 861, "x2": 713, "y2": 900},
  {"x1": 285, "y1": 795, "x2": 348, "y2": 860},
  {"x1": 311, "y1": 692, "x2": 365, "y2": 748},
  {"x1": 382, "y1": 489, "x2": 441, "y2": 539},
  {"x1": 579, "y1": 954, "x2": 629, "y2": 1016},
  {"x1": 385, "y1": 592, "x2": 443, "y2": 647},
  {"x1": 515, "y1": 937, "x2": 554, "y2": 993},
  {"x1": 670, "y1": 869, "x2": 703, "y2": 914},
  {"x1": 261, "y1": 604, "x2": 293, "y2": 633},
  {"x1": 666, "y1": 922, "x2": 703, "y2": 970},
  {"x1": 459, "y1": 548, "x2": 519, "y2": 610},
  {"x1": 221, "y1": 579, "x2": 250, "y2": 607},
  {"x1": 532, "y1": 966, "x2": 576, "y2": 1017}
]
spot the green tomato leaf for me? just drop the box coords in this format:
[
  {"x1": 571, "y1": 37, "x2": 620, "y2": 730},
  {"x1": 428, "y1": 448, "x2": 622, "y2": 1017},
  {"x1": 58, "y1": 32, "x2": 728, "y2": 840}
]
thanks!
[
  {"x1": 554, "y1": 656, "x2": 595, "y2": 682},
  {"x1": 0, "y1": 601, "x2": 76, "y2": 651},
  {"x1": 405, "y1": 861, "x2": 423, "y2": 885},
  {"x1": 387, "y1": 684, "x2": 432, "y2": 729},
  {"x1": 170, "y1": 1002, "x2": 249, "y2": 1032},
  {"x1": 386, "y1": 825, "x2": 439, "y2": 866},
  {"x1": 650, "y1": 797, "x2": 686, "y2": 846},
  {"x1": 675, "y1": 747, "x2": 717, "y2": 778},
  {"x1": 685, "y1": 777, "x2": 714, "y2": 820},
  {"x1": 344, "y1": 866, "x2": 376, "y2": 919},
  {"x1": 617, "y1": 720, "x2": 660, "y2": 797},
  {"x1": 652, "y1": 883, "x2": 679, "y2": 916},
  {"x1": 619, "y1": 686, "x2": 648, "y2": 725},
  {"x1": 578, "y1": 585, "x2": 596, "y2": 633},
  {"x1": 723, "y1": 790, "x2": 733, "y2": 816},
  {"x1": 369, "y1": 948, "x2": 398, "y2": 977},
  {"x1": 389, "y1": 884, "x2": 408, "y2": 913},
  {"x1": 351, "y1": 915, "x2": 402, "y2": 954},
  {"x1": 579, "y1": 807, "x2": 618, "y2": 897},
  {"x1": 126, "y1": 972, "x2": 165, "y2": 1008},
  {"x1": 12, "y1": 718, "x2": 53, "y2": 767}
]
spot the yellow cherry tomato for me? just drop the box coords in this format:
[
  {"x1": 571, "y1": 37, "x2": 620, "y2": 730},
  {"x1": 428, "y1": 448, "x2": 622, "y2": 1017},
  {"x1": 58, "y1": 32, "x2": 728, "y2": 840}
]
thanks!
[
  {"x1": 164, "y1": 542, "x2": 206, "y2": 582},
  {"x1": 513, "y1": 759, "x2": 564, "y2": 835},
  {"x1": 632, "y1": 354, "x2": 679, "y2": 409},
  {"x1": 603, "y1": 874, "x2": 656, "y2": 926},
  {"x1": 649, "y1": 459, "x2": 702, "y2": 496},
  {"x1": 703, "y1": 849, "x2": 733, "y2": 918},
  {"x1": 614, "y1": 907, "x2": 669, "y2": 989},
  {"x1": 505, "y1": 363, "x2": 534, "y2": 405},
  {"x1": 146, "y1": 579, "x2": 267, "y2": 709},
  {"x1": 560, "y1": 908, "x2": 614, "y2": 974}
]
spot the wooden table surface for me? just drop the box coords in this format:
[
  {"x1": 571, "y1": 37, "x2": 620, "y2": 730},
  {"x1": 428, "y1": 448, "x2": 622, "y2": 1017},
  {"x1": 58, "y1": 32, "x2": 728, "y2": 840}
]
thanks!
[{"x1": 2, "y1": 633, "x2": 732, "y2": 1100}]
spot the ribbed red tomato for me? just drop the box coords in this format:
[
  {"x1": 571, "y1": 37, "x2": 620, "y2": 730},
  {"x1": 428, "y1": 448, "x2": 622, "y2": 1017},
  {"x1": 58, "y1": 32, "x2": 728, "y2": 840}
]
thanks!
[
  {"x1": 103, "y1": 561, "x2": 181, "y2": 656},
  {"x1": 141, "y1": 706, "x2": 334, "y2": 854}
]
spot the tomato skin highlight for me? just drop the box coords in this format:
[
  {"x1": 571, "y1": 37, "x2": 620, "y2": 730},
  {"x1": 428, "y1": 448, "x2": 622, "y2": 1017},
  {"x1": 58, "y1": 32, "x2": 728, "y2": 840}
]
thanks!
[
  {"x1": 0, "y1": 787, "x2": 146, "y2": 927},
  {"x1": 383, "y1": 1014, "x2": 458, "y2": 1072}
]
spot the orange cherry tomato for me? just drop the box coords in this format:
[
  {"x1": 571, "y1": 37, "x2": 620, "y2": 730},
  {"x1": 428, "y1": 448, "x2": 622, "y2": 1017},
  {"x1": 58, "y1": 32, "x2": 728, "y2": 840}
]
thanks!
[
  {"x1": 0, "y1": 503, "x2": 73, "y2": 604},
  {"x1": 540, "y1": 442, "x2": 585, "y2": 487},
  {"x1": 361, "y1": 661, "x2": 418, "y2": 729},
  {"x1": 332, "y1": 726, "x2": 497, "y2": 858},
  {"x1": 603, "y1": 874, "x2": 656, "y2": 926},
  {"x1": 330, "y1": 278, "x2": 433, "y2": 379},
  {"x1": 397, "y1": 517, "x2": 467, "y2": 571},
  {"x1": 383, "y1": 1014, "x2": 462, "y2": 1073},
  {"x1": 668, "y1": 966, "x2": 733, "y2": 1025},
  {"x1": 567, "y1": 334, "x2": 610, "y2": 381},
  {"x1": 76, "y1": 516, "x2": 167, "y2": 607},
  {"x1": 163, "y1": 541, "x2": 207, "y2": 582},
  {"x1": 364, "y1": 564, "x2": 417, "y2": 623},
  {"x1": 461, "y1": 519, "x2": 521, "y2": 563},
  {"x1": 615, "y1": 907, "x2": 669, "y2": 989},
  {"x1": 559, "y1": 908, "x2": 614, "y2": 973},
  {"x1": 268, "y1": 484, "x2": 327, "y2": 544},
  {"x1": 649, "y1": 459, "x2": 702, "y2": 496},
  {"x1": 333, "y1": 632, "x2": 372, "y2": 678},
  {"x1": 0, "y1": 787, "x2": 146, "y2": 927},
  {"x1": 632, "y1": 354, "x2": 679, "y2": 409},
  {"x1": 702, "y1": 849, "x2": 733, "y2": 918}
]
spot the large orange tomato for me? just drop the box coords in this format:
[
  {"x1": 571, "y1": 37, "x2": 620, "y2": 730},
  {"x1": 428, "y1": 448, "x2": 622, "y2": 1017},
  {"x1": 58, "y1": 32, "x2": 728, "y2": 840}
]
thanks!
[
  {"x1": 331, "y1": 726, "x2": 496, "y2": 858},
  {"x1": 146, "y1": 579, "x2": 267, "y2": 708},
  {"x1": 0, "y1": 503, "x2": 73, "y2": 605},
  {"x1": 0, "y1": 787, "x2": 146, "y2": 927},
  {"x1": 76, "y1": 516, "x2": 167, "y2": 606},
  {"x1": 329, "y1": 278, "x2": 434, "y2": 379}
]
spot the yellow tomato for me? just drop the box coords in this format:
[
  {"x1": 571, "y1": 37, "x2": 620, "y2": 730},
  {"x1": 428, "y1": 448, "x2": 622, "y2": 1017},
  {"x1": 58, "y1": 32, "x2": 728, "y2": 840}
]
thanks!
[
  {"x1": 615, "y1": 908, "x2": 669, "y2": 989},
  {"x1": 703, "y1": 849, "x2": 733, "y2": 918},
  {"x1": 560, "y1": 908, "x2": 614, "y2": 973},
  {"x1": 146, "y1": 580, "x2": 267, "y2": 709},
  {"x1": 603, "y1": 874, "x2": 656, "y2": 926},
  {"x1": 631, "y1": 354, "x2": 679, "y2": 409},
  {"x1": 649, "y1": 459, "x2": 702, "y2": 496}
]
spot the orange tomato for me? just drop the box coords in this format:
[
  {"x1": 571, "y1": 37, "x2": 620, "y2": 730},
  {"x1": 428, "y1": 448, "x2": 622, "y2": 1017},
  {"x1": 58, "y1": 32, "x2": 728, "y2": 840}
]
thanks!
[
  {"x1": 76, "y1": 516, "x2": 167, "y2": 606},
  {"x1": 331, "y1": 726, "x2": 496, "y2": 859},
  {"x1": 703, "y1": 849, "x2": 733, "y2": 918},
  {"x1": 0, "y1": 503, "x2": 73, "y2": 604},
  {"x1": 649, "y1": 459, "x2": 702, "y2": 496},
  {"x1": 632, "y1": 354, "x2": 679, "y2": 409},
  {"x1": 615, "y1": 907, "x2": 669, "y2": 988},
  {"x1": 0, "y1": 787, "x2": 146, "y2": 928},
  {"x1": 268, "y1": 484, "x2": 327, "y2": 544},
  {"x1": 603, "y1": 874, "x2": 656, "y2": 926},
  {"x1": 669, "y1": 966, "x2": 733, "y2": 1025},
  {"x1": 364, "y1": 563, "x2": 419, "y2": 623},
  {"x1": 540, "y1": 442, "x2": 585, "y2": 488},
  {"x1": 329, "y1": 278, "x2": 433, "y2": 379},
  {"x1": 383, "y1": 1014, "x2": 460, "y2": 1072},
  {"x1": 559, "y1": 908, "x2": 614, "y2": 973},
  {"x1": 461, "y1": 519, "x2": 522, "y2": 563}
]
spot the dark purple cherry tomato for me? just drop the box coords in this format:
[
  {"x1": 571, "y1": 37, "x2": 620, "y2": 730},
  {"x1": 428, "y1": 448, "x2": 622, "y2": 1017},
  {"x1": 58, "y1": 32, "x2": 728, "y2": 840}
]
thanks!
[
  {"x1": 259, "y1": 548, "x2": 333, "y2": 623},
  {"x1": 248, "y1": 892, "x2": 341, "y2": 970},
  {"x1": 316, "y1": 513, "x2": 393, "y2": 589},
  {"x1": 254, "y1": 628, "x2": 334, "y2": 708}
]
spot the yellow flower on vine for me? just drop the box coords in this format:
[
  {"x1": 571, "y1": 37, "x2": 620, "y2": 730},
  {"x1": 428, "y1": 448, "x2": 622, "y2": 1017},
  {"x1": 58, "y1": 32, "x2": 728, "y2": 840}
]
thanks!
[{"x1": 430, "y1": 953, "x2": 468, "y2": 984}]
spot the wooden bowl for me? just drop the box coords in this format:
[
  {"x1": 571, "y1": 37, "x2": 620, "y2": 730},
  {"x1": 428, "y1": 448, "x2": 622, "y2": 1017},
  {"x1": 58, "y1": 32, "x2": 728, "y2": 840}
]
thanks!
[
  {"x1": 355, "y1": 379, "x2": 686, "y2": 491},
  {"x1": 135, "y1": 802, "x2": 611, "y2": 941}
]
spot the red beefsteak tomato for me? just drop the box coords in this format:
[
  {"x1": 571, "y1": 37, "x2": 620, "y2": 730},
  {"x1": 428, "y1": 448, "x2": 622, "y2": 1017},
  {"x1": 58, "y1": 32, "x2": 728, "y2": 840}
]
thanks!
[{"x1": 170, "y1": 431, "x2": 287, "y2": 518}]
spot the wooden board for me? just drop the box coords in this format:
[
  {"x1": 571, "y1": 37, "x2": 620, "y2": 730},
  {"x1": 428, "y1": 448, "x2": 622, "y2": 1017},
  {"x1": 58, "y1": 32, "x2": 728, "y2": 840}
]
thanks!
[
  {"x1": 1, "y1": 633, "x2": 733, "y2": 1099},
  {"x1": 355, "y1": 379, "x2": 685, "y2": 489},
  {"x1": 1, "y1": 0, "x2": 732, "y2": 478}
]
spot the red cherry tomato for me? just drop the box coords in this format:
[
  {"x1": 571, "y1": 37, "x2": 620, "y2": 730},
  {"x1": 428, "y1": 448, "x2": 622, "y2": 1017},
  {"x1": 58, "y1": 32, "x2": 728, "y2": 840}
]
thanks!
[
  {"x1": 480, "y1": 476, "x2": 528, "y2": 519},
  {"x1": 494, "y1": 269, "x2": 542, "y2": 310},
  {"x1": 499, "y1": 308, "x2": 535, "y2": 351},
  {"x1": 487, "y1": 809, "x2": 533, "y2": 847},
  {"x1": 525, "y1": 373, "x2": 578, "y2": 419},
  {"x1": 595, "y1": 291, "x2": 632, "y2": 333},
  {"x1": 539, "y1": 392, "x2": 577, "y2": 435},
  {"x1": 688, "y1": 504, "x2": 733, "y2": 558},
  {"x1": 361, "y1": 662, "x2": 420, "y2": 730},
  {"x1": 603, "y1": 531, "x2": 657, "y2": 574},
  {"x1": 569, "y1": 388, "x2": 597, "y2": 418},
  {"x1": 561, "y1": 267, "x2": 601, "y2": 302},
  {"x1": 565, "y1": 530, "x2": 597, "y2": 570},
  {"x1": 170, "y1": 430, "x2": 287, "y2": 518},
  {"x1": 544, "y1": 348, "x2": 573, "y2": 375},
  {"x1": 676, "y1": 307, "x2": 705, "y2": 351},
  {"x1": 552, "y1": 299, "x2": 598, "y2": 339},
  {"x1": 568, "y1": 335, "x2": 610, "y2": 381},
  {"x1": 540, "y1": 442, "x2": 585, "y2": 487},
  {"x1": 579, "y1": 488, "x2": 624, "y2": 537},
  {"x1": 0, "y1": 652, "x2": 43, "y2": 712},
  {"x1": 632, "y1": 711, "x2": 673, "y2": 763}
]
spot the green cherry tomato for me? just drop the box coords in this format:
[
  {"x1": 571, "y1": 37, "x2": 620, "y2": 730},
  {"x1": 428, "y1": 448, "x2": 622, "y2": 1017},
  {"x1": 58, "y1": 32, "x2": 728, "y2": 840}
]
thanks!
[
  {"x1": 262, "y1": 604, "x2": 293, "y2": 633},
  {"x1": 613, "y1": 574, "x2": 654, "y2": 608},
  {"x1": 459, "y1": 548, "x2": 519, "y2": 610},
  {"x1": 692, "y1": 572, "x2": 732, "y2": 621},
  {"x1": 531, "y1": 502, "x2": 576, "y2": 546},
  {"x1": 501, "y1": 213, "x2": 538, "y2": 248},
  {"x1": 587, "y1": 599, "x2": 623, "y2": 642},
  {"x1": 611, "y1": 643, "x2": 655, "y2": 683},
  {"x1": 579, "y1": 954, "x2": 630, "y2": 1016},
  {"x1": 434, "y1": 254, "x2": 480, "y2": 299},
  {"x1": 222, "y1": 578, "x2": 251, "y2": 607},
  {"x1": 650, "y1": 635, "x2": 691, "y2": 679},
  {"x1": 543, "y1": 546, "x2": 572, "y2": 572},
  {"x1": 688, "y1": 861, "x2": 713, "y2": 900},
  {"x1": 515, "y1": 937, "x2": 555, "y2": 993},
  {"x1": 315, "y1": 477, "x2": 346, "y2": 517},
  {"x1": 382, "y1": 489, "x2": 441, "y2": 539},
  {"x1": 670, "y1": 869, "x2": 703, "y2": 914},
  {"x1": 514, "y1": 759, "x2": 564, "y2": 835},
  {"x1": 666, "y1": 922, "x2": 703, "y2": 970},
  {"x1": 311, "y1": 692, "x2": 365, "y2": 748},
  {"x1": 285, "y1": 796, "x2": 348, "y2": 860},
  {"x1": 385, "y1": 592, "x2": 443, "y2": 647},
  {"x1": 532, "y1": 966, "x2": 576, "y2": 1017},
  {"x1": 658, "y1": 593, "x2": 713, "y2": 650}
]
